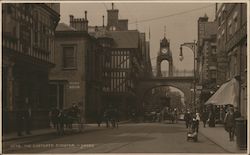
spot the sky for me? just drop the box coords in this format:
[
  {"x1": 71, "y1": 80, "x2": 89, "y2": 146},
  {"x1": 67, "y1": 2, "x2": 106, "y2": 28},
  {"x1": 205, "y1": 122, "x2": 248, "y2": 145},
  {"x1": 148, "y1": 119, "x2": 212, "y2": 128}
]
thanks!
[{"x1": 59, "y1": 2, "x2": 216, "y2": 71}]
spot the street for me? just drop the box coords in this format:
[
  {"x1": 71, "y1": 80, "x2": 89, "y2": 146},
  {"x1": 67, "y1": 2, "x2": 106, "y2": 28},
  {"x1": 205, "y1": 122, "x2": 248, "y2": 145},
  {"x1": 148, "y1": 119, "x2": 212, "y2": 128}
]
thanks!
[{"x1": 4, "y1": 122, "x2": 228, "y2": 153}]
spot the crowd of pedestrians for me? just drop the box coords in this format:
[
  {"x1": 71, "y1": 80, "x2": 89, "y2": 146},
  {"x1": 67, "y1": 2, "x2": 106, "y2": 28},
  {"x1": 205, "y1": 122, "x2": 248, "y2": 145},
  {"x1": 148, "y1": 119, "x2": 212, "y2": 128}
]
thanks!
[{"x1": 183, "y1": 104, "x2": 242, "y2": 142}]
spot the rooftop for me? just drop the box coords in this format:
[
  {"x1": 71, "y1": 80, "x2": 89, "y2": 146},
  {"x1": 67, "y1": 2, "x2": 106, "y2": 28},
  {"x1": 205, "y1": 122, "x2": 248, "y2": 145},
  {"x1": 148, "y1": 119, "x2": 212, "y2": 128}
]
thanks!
[{"x1": 56, "y1": 23, "x2": 76, "y2": 31}]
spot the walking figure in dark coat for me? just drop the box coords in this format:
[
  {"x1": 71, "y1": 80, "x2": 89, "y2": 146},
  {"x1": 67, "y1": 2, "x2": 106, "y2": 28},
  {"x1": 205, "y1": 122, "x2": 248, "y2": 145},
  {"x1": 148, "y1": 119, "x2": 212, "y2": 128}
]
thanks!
[{"x1": 184, "y1": 110, "x2": 192, "y2": 128}]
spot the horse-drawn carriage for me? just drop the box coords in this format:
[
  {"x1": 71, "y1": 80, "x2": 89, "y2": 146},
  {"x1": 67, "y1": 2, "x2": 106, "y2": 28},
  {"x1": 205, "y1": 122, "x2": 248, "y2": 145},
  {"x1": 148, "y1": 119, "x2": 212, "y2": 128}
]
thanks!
[
  {"x1": 50, "y1": 105, "x2": 84, "y2": 136},
  {"x1": 161, "y1": 108, "x2": 178, "y2": 123}
]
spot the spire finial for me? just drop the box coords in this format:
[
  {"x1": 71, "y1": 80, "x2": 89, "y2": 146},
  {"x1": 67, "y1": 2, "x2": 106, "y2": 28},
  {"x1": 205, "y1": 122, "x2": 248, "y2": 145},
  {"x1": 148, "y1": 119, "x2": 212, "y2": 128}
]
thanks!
[
  {"x1": 164, "y1": 25, "x2": 166, "y2": 38},
  {"x1": 112, "y1": 3, "x2": 114, "y2": 10}
]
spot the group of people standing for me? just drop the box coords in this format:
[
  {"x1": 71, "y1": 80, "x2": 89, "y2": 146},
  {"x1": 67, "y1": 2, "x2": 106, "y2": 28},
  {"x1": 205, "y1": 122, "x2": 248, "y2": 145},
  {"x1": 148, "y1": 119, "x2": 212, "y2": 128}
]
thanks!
[
  {"x1": 184, "y1": 110, "x2": 200, "y2": 132},
  {"x1": 184, "y1": 105, "x2": 241, "y2": 142}
]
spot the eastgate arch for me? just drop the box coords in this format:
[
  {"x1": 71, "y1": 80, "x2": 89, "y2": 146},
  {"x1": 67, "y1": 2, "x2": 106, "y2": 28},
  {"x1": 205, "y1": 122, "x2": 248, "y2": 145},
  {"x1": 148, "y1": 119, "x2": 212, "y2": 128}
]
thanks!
[{"x1": 136, "y1": 76, "x2": 195, "y2": 111}]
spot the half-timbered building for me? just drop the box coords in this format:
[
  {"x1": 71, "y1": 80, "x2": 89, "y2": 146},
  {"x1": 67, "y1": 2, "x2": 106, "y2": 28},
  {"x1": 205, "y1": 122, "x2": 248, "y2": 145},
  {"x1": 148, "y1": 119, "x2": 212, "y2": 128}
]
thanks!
[{"x1": 2, "y1": 3, "x2": 60, "y2": 133}]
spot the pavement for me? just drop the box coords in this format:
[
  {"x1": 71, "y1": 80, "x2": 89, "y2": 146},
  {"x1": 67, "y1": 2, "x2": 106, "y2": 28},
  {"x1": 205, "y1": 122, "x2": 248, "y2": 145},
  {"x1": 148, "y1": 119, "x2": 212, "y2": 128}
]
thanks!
[
  {"x1": 199, "y1": 123, "x2": 247, "y2": 153},
  {"x1": 2, "y1": 120, "x2": 131, "y2": 142}
]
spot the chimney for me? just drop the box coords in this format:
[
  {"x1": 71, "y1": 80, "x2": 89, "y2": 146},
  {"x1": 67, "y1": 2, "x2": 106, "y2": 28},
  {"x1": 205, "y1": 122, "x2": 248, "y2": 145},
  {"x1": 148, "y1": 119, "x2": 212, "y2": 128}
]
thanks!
[
  {"x1": 69, "y1": 15, "x2": 74, "y2": 27},
  {"x1": 85, "y1": 11, "x2": 87, "y2": 21},
  {"x1": 103, "y1": 15, "x2": 105, "y2": 27},
  {"x1": 107, "y1": 3, "x2": 119, "y2": 30},
  {"x1": 215, "y1": 3, "x2": 218, "y2": 20}
]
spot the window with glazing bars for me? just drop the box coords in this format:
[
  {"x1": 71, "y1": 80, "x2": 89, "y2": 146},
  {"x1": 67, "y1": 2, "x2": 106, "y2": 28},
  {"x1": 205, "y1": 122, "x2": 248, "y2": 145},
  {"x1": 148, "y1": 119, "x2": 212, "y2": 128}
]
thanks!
[{"x1": 63, "y1": 46, "x2": 76, "y2": 69}]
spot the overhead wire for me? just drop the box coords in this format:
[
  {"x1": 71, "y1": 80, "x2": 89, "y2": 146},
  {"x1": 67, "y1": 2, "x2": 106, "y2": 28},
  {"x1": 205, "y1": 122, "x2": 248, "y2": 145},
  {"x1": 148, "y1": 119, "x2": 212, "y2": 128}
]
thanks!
[
  {"x1": 129, "y1": 4, "x2": 214, "y2": 24},
  {"x1": 102, "y1": 3, "x2": 108, "y2": 10}
]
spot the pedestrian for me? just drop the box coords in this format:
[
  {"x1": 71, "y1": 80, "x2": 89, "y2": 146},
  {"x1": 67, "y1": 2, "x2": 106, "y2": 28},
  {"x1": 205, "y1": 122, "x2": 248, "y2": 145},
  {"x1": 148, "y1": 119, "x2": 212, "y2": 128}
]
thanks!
[
  {"x1": 16, "y1": 103, "x2": 24, "y2": 136},
  {"x1": 208, "y1": 106, "x2": 215, "y2": 127},
  {"x1": 224, "y1": 106, "x2": 235, "y2": 141},
  {"x1": 96, "y1": 111, "x2": 102, "y2": 127},
  {"x1": 201, "y1": 109, "x2": 208, "y2": 128},
  {"x1": 50, "y1": 107, "x2": 59, "y2": 129},
  {"x1": 174, "y1": 108, "x2": 178, "y2": 123},
  {"x1": 24, "y1": 97, "x2": 32, "y2": 135},
  {"x1": 104, "y1": 109, "x2": 110, "y2": 128},
  {"x1": 195, "y1": 112, "x2": 200, "y2": 132},
  {"x1": 57, "y1": 109, "x2": 65, "y2": 136},
  {"x1": 191, "y1": 113, "x2": 198, "y2": 133},
  {"x1": 113, "y1": 108, "x2": 119, "y2": 128},
  {"x1": 184, "y1": 110, "x2": 191, "y2": 128}
]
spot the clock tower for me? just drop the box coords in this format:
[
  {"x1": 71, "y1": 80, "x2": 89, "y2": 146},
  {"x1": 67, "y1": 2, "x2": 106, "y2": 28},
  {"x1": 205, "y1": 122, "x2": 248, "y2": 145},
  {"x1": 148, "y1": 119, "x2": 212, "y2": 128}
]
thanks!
[{"x1": 156, "y1": 28, "x2": 173, "y2": 77}]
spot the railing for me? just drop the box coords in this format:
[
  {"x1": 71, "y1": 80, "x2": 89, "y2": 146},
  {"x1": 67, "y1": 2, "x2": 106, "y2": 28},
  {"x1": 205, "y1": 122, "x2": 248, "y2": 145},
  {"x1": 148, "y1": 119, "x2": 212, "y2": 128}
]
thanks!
[{"x1": 152, "y1": 70, "x2": 194, "y2": 77}]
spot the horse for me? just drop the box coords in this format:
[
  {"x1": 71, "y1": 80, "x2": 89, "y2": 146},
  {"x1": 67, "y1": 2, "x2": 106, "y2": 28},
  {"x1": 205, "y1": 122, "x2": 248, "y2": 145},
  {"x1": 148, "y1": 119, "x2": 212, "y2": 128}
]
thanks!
[{"x1": 49, "y1": 106, "x2": 83, "y2": 136}]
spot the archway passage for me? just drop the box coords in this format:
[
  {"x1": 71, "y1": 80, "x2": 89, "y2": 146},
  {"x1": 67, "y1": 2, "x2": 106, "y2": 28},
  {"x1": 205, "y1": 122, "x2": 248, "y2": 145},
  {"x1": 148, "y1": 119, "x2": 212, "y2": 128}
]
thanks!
[
  {"x1": 142, "y1": 86, "x2": 185, "y2": 113},
  {"x1": 141, "y1": 85, "x2": 186, "y2": 122},
  {"x1": 136, "y1": 76, "x2": 195, "y2": 114}
]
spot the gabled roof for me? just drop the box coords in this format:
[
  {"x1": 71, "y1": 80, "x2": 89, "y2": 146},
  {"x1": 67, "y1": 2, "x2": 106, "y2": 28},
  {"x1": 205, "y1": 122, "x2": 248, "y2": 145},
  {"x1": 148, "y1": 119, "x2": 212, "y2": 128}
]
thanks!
[
  {"x1": 56, "y1": 23, "x2": 76, "y2": 31},
  {"x1": 108, "y1": 30, "x2": 139, "y2": 48}
]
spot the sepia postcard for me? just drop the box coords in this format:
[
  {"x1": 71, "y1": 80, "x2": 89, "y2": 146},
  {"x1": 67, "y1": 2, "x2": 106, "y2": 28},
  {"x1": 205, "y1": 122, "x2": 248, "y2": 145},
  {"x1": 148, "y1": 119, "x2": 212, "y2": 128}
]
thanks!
[{"x1": 1, "y1": 0, "x2": 249, "y2": 154}]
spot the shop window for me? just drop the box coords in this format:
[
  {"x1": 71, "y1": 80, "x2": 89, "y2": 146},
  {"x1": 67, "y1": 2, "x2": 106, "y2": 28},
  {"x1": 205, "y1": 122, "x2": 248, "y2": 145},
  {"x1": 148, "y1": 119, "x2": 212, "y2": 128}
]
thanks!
[{"x1": 63, "y1": 46, "x2": 76, "y2": 69}]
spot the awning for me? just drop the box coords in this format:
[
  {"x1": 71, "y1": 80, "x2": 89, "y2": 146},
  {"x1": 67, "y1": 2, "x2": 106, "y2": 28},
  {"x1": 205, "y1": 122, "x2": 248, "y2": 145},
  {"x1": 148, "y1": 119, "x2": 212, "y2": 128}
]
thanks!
[{"x1": 204, "y1": 78, "x2": 239, "y2": 107}]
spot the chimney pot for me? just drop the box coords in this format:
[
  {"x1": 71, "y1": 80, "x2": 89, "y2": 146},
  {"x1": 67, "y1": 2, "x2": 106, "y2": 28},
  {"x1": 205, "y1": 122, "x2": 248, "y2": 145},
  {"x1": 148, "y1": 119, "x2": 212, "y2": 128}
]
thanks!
[
  {"x1": 69, "y1": 15, "x2": 74, "y2": 21},
  {"x1": 103, "y1": 15, "x2": 105, "y2": 27},
  {"x1": 85, "y1": 11, "x2": 87, "y2": 20}
]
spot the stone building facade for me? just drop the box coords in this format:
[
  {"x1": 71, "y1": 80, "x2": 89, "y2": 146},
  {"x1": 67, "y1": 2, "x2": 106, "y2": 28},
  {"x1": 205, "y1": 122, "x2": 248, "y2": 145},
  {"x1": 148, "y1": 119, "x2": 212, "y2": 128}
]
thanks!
[
  {"x1": 49, "y1": 13, "x2": 93, "y2": 121},
  {"x1": 2, "y1": 3, "x2": 60, "y2": 133},
  {"x1": 216, "y1": 3, "x2": 247, "y2": 117}
]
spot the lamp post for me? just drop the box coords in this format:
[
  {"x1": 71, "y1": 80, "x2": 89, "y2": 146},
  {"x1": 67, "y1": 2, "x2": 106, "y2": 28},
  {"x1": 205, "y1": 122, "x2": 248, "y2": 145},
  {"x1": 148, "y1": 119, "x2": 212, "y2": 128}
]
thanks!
[{"x1": 179, "y1": 40, "x2": 197, "y2": 111}]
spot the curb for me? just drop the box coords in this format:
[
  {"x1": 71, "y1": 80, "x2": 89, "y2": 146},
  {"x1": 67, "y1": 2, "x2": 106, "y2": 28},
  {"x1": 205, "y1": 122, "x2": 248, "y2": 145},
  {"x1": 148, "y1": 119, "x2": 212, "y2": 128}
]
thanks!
[
  {"x1": 199, "y1": 130, "x2": 232, "y2": 153},
  {"x1": 2, "y1": 130, "x2": 57, "y2": 142},
  {"x1": 3, "y1": 121, "x2": 131, "y2": 142}
]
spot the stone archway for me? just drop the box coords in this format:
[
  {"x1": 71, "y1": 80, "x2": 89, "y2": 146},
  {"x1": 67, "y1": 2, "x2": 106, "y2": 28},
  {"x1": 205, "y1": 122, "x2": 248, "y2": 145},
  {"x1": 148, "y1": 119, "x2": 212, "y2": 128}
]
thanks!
[
  {"x1": 135, "y1": 77, "x2": 195, "y2": 113},
  {"x1": 141, "y1": 85, "x2": 186, "y2": 113}
]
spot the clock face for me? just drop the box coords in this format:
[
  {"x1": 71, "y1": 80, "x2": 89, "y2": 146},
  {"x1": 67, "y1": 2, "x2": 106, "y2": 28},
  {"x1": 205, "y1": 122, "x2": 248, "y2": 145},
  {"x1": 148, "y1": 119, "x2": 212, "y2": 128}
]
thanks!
[{"x1": 162, "y1": 48, "x2": 168, "y2": 54}]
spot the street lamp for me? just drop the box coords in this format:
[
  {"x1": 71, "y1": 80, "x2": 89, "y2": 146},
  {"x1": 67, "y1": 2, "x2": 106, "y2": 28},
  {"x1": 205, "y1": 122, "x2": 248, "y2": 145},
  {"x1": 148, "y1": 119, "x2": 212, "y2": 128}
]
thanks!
[
  {"x1": 179, "y1": 46, "x2": 184, "y2": 61},
  {"x1": 179, "y1": 40, "x2": 197, "y2": 111}
]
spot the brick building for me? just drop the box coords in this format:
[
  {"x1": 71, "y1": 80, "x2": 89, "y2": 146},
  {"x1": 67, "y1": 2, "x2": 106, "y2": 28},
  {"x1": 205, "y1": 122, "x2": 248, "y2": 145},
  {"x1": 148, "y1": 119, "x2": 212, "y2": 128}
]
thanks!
[
  {"x1": 197, "y1": 14, "x2": 218, "y2": 104},
  {"x1": 2, "y1": 3, "x2": 60, "y2": 133},
  {"x1": 216, "y1": 3, "x2": 247, "y2": 117},
  {"x1": 49, "y1": 13, "x2": 94, "y2": 121}
]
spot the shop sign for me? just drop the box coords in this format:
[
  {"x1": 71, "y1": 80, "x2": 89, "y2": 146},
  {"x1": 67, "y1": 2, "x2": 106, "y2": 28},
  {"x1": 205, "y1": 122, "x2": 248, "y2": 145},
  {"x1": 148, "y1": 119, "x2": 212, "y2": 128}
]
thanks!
[{"x1": 69, "y1": 81, "x2": 80, "y2": 89}]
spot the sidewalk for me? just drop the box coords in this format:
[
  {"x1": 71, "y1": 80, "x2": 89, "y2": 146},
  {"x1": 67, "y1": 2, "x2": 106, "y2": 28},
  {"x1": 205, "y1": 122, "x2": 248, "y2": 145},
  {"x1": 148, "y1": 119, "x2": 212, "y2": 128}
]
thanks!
[
  {"x1": 2, "y1": 120, "x2": 131, "y2": 142},
  {"x1": 199, "y1": 124, "x2": 247, "y2": 153}
]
